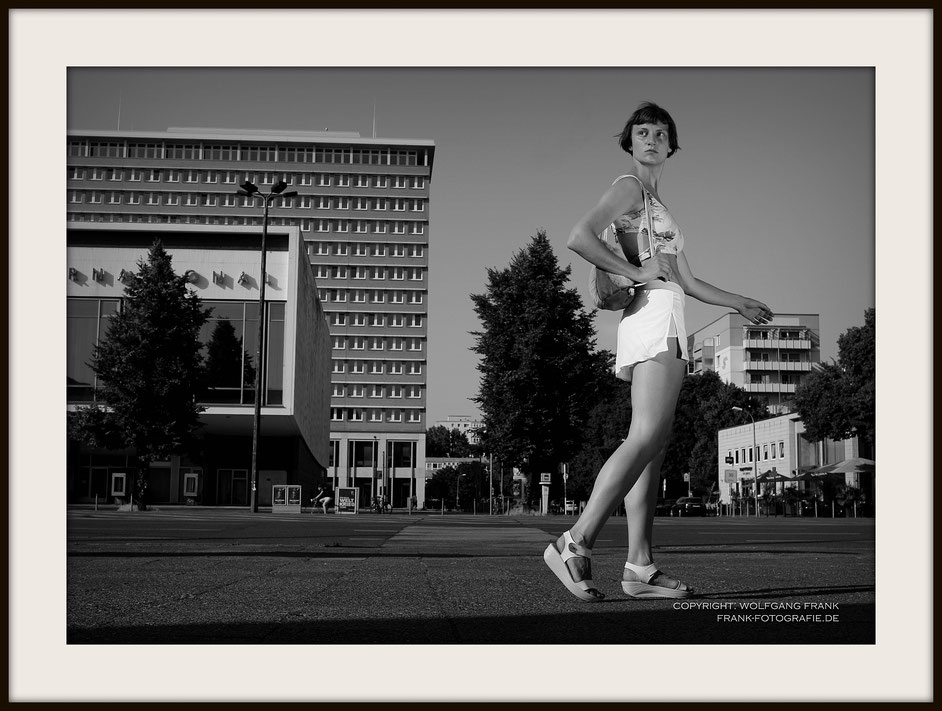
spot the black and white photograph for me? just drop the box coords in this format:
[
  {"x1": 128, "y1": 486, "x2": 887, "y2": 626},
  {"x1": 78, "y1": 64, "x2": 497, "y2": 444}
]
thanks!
[{"x1": 9, "y1": 8, "x2": 932, "y2": 704}]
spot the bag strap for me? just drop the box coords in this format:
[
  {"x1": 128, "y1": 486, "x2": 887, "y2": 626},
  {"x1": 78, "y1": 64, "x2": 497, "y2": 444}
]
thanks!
[{"x1": 611, "y1": 174, "x2": 654, "y2": 260}]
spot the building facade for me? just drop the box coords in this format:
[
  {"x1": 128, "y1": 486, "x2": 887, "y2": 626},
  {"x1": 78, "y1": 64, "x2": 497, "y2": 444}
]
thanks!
[
  {"x1": 434, "y1": 415, "x2": 483, "y2": 446},
  {"x1": 67, "y1": 127, "x2": 435, "y2": 507},
  {"x1": 67, "y1": 222, "x2": 332, "y2": 506},
  {"x1": 687, "y1": 313, "x2": 821, "y2": 414},
  {"x1": 716, "y1": 412, "x2": 867, "y2": 509}
]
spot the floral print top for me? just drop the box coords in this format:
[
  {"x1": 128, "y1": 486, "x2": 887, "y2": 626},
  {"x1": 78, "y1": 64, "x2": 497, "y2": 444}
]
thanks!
[{"x1": 609, "y1": 174, "x2": 685, "y2": 264}]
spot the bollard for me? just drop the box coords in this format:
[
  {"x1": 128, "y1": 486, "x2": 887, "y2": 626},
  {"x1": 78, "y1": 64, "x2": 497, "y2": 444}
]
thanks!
[{"x1": 95, "y1": 494, "x2": 98, "y2": 512}]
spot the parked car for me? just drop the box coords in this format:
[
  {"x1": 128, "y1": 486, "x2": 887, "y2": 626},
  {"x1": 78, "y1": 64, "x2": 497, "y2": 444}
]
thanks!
[
  {"x1": 654, "y1": 498, "x2": 676, "y2": 516},
  {"x1": 670, "y1": 496, "x2": 706, "y2": 517}
]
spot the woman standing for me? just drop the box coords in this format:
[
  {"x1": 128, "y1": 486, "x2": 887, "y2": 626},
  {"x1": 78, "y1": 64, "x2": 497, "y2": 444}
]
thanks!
[{"x1": 544, "y1": 102, "x2": 773, "y2": 601}]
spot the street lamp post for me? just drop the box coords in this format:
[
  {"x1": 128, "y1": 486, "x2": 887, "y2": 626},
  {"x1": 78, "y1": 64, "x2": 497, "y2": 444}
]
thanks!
[
  {"x1": 236, "y1": 180, "x2": 298, "y2": 513},
  {"x1": 732, "y1": 406, "x2": 759, "y2": 517}
]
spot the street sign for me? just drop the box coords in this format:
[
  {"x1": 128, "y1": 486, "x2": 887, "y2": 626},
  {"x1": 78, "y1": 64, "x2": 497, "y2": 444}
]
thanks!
[
  {"x1": 683, "y1": 473, "x2": 690, "y2": 482},
  {"x1": 724, "y1": 469, "x2": 738, "y2": 483},
  {"x1": 540, "y1": 472, "x2": 551, "y2": 484}
]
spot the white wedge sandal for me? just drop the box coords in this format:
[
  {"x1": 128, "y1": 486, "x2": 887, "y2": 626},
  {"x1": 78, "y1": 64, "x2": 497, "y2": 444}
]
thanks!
[
  {"x1": 543, "y1": 531, "x2": 605, "y2": 602},
  {"x1": 622, "y1": 561, "x2": 693, "y2": 599}
]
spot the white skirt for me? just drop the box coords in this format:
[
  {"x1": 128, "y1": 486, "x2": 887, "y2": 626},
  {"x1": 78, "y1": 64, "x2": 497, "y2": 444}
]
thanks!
[{"x1": 614, "y1": 283, "x2": 689, "y2": 382}]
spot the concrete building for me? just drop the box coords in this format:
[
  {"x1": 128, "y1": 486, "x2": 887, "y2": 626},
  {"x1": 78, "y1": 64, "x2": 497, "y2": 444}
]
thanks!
[
  {"x1": 687, "y1": 313, "x2": 821, "y2": 414},
  {"x1": 434, "y1": 415, "x2": 483, "y2": 446},
  {"x1": 67, "y1": 222, "x2": 331, "y2": 506},
  {"x1": 716, "y1": 412, "x2": 868, "y2": 510},
  {"x1": 66, "y1": 127, "x2": 435, "y2": 507}
]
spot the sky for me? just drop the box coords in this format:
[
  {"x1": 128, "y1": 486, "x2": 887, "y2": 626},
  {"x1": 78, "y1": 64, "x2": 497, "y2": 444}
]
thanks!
[{"x1": 67, "y1": 66, "x2": 875, "y2": 425}]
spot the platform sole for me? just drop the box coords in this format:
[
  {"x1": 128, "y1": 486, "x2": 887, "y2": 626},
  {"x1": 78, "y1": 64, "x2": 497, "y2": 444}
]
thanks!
[{"x1": 543, "y1": 543, "x2": 604, "y2": 602}]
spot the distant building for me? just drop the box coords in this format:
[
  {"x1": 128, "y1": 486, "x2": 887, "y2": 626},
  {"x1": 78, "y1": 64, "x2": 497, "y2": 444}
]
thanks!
[
  {"x1": 66, "y1": 127, "x2": 435, "y2": 508},
  {"x1": 435, "y1": 415, "x2": 483, "y2": 445},
  {"x1": 424, "y1": 457, "x2": 483, "y2": 477},
  {"x1": 716, "y1": 412, "x2": 869, "y2": 508},
  {"x1": 67, "y1": 222, "x2": 331, "y2": 506},
  {"x1": 687, "y1": 313, "x2": 821, "y2": 414}
]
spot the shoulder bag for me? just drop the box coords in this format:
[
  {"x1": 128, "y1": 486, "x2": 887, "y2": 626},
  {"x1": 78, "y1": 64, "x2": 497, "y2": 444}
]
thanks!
[{"x1": 587, "y1": 175, "x2": 654, "y2": 311}]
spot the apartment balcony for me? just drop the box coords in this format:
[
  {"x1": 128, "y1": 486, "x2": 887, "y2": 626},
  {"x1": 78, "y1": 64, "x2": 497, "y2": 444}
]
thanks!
[
  {"x1": 744, "y1": 383, "x2": 798, "y2": 394},
  {"x1": 744, "y1": 361, "x2": 813, "y2": 372},
  {"x1": 743, "y1": 339, "x2": 812, "y2": 350}
]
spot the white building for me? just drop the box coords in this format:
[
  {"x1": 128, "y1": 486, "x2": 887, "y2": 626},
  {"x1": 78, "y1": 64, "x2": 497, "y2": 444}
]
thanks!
[
  {"x1": 688, "y1": 313, "x2": 821, "y2": 415},
  {"x1": 435, "y1": 415, "x2": 483, "y2": 445},
  {"x1": 717, "y1": 412, "x2": 867, "y2": 508}
]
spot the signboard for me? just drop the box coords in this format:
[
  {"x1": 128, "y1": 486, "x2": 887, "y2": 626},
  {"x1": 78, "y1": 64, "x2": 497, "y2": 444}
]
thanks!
[
  {"x1": 336, "y1": 487, "x2": 359, "y2": 514},
  {"x1": 683, "y1": 473, "x2": 690, "y2": 482},
  {"x1": 540, "y1": 472, "x2": 551, "y2": 484},
  {"x1": 272, "y1": 485, "x2": 302, "y2": 513},
  {"x1": 725, "y1": 456, "x2": 734, "y2": 465},
  {"x1": 724, "y1": 469, "x2": 738, "y2": 483}
]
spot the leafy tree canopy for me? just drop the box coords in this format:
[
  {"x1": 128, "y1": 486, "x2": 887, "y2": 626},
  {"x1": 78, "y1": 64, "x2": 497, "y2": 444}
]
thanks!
[
  {"x1": 470, "y1": 231, "x2": 609, "y2": 500},
  {"x1": 425, "y1": 425, "x2": 474, "y2": 458},
  {"x1": 794, "y1": 308, "x2": 874, "y2": 452}
]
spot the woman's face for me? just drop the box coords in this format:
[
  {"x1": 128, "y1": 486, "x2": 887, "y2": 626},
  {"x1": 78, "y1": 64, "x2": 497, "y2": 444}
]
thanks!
[{"x1": 631, "y1": 122, "x2": 671, "y2": 163}]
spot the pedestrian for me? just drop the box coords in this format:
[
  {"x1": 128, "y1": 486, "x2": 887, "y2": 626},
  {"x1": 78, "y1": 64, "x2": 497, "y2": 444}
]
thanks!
[
  {"x1": 544, "y1": 101, "x2": 773, "y2": 601},
  {"x1": 409, "y1": 494, "x2": 417, "y2": 514}
]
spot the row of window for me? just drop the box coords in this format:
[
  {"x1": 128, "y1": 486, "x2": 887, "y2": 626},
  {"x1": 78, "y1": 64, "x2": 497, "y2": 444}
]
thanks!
[
  {"x1": 70, "y1": 169, "x2": 424, "y2": 190},
  {"x1": 331, "y1": 408, "x2": 423, "y2": 423},
  {"x1": 68, "y1": 142, "x2": 426, "y2": 167},
  {"x1": 328, "y1": 440, "x2": 417, "y2": 470},
  {"x1": 746, "y1": 373, "x2": 801, "y2": 385},
  {"x1": 728, "y1": 440, "x2": 786, "y2": 465},
  {"x1": 309, "y1": 242, "x2": 425, "y2": 258},
  {"x1": 320, "y1": 289, "x2": 425, "y2": 305},
  {"x1": 330, "y1": 312, "x2": 423, "y2": 327},
  {"x1": 66, "y1": 211, "x2": 425, "y2": 235},
  {"x1": 745, "y1": 328, "x2": 808, "y2": 340},
  {"x1": 332, "y1": 336, "x2": 424, "y2": 352},
  {"x1": 746, "y1": 352, "x2": 805, "y2": 362},
  {"x1": 317, "y1": 266, "x2": 425, "y2": 282},
  {"x1": 315, "y1": 245, "x2": 425, "y2": 264},
  {"x1": 332, "y1": 360, "x2": 424, "y2": 375},
  {"x1": 333, "y1": 384, "x2": 423, "y2": 398},
  {"x1": 68, "y1": 190, "x2": 426, "y2": 213}
]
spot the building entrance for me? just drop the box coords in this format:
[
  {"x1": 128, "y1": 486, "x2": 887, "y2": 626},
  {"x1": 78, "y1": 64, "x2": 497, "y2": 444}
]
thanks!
[{"x1": 217, "y1": 468, "x2": 249, "y2": 506}]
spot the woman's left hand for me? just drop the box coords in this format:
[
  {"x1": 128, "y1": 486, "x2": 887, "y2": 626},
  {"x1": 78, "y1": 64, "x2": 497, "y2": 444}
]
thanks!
[{"x1": 737, "y1": 297, "x2": 773, "y2": 324}]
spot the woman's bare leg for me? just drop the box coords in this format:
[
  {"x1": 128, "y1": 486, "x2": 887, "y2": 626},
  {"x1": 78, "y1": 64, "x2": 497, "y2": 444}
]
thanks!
[
  {"x1": 552, "y1": 345, "x2": 686, "y2": 586},
  {"x1": 624, "y1": 446, "x2": 666, "y2": 564}
]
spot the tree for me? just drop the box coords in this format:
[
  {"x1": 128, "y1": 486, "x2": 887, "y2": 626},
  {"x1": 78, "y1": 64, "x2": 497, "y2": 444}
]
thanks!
[
  {"x1": 68, "y1": 240, "x2": 210, "y2": 509},
  {"x1": 205, "y1": 318, "x2": 254, "y2": 391},
  {"x1": 667, "y1": 371, "x2": 765, "y2": 495},
  {"x1": 794, "y1": 309, "x2": 875, "y2": 454},
  {"x1": 470, "y1": 231, "x2": 610, "y2": 504},
  {"x1": 425, "y1": 425, "x2": 473, "y2": 458}
]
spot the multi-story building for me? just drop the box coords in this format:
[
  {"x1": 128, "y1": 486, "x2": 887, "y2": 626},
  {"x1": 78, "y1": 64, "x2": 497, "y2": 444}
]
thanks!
[
  {"x1": 434, "y1": 415, "x2": 483, "y2": 446},
  {"x1": 687, "y1": 313, "x2": 821, "y2": 414},
  {"x1": 67, "y1": 222, "x2": 332, "y2": 507},
  {"x1": 67, "y1": 127, "x2": 435, "y2": 507}
]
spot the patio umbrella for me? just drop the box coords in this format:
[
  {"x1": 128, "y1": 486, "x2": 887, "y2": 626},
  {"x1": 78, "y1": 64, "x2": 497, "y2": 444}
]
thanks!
[{"x1": 827, "y1": 457, "x2": 875, "y2": 474}]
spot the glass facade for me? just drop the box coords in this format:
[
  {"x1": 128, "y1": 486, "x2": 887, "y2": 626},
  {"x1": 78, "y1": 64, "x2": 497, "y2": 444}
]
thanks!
[
  {"x1": 67, "y1": 297, "x2": 285, "y2": 406},
  {"x1": 67, "y1": 298, "x2": 120, "y2": 402}
]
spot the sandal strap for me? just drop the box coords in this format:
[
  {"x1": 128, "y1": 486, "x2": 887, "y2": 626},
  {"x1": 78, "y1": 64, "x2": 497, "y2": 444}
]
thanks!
[
  {"x1": 560, "y1": 530, "x2": 592, "y2": 563},
  {"x1": 624, "y1": 561, "x2": 659, "y2": 583}
]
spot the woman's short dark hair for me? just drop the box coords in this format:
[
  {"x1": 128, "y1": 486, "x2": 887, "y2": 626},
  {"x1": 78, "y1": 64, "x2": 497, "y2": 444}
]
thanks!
[{"x1": 616, "y1": 101, "x2": 680, "y2": 157}]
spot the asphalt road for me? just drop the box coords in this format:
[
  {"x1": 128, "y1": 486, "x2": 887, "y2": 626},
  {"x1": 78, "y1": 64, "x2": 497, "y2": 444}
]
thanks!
[{"x1": 67, "y1": 508, "x2": 875, "y2": 644}]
